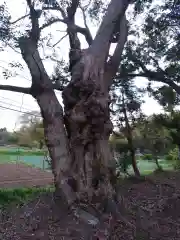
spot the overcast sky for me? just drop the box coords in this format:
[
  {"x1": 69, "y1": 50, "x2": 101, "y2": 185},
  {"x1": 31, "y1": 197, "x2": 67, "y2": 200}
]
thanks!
[{"x1": 0, "y1": 0, "x2": 163, "y2": 131}]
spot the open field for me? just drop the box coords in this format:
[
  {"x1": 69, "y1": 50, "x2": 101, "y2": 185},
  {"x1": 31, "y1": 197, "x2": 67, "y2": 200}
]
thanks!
[
  {"x1": 128, "y1": 159, "x2": 174, "y2": 175},
  {"x1": 0, "y1": 146, "x2": 49, "y2": 169},
  {"x1": 0, "y1": 146, "x2": 174, "y2": 174}
]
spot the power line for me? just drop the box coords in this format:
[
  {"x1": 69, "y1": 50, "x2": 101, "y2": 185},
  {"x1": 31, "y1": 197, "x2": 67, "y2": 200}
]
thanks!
[
  {"x1": 0, "y1": 105, "x2": 41, "y2": 117},
  {"x1": 0, "y1": 96, "x2": 37, "y2": 109},
  {"x1": 0, "y1": 99, "x2": 36, "y2": 112}
]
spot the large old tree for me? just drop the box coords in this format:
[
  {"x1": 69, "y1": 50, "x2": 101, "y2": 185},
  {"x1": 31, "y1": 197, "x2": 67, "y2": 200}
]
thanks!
[
  {"x1": 119, "y1": 0, "x2": 180, "y2": 95},
  {"x1": 0, "y1": 0, "x2": 133, "y2": 219}
]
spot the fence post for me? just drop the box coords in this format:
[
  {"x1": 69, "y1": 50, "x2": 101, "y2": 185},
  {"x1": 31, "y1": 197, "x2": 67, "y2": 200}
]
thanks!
[{"x1": 43, "y1": 157, "x2": 45, "y2": 170}]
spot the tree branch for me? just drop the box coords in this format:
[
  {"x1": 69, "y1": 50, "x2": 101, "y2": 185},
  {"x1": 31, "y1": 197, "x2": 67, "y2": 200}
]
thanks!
[
  {"x1": 105, "y1": 15, "x2": 128, "y2": 88},
  {"x1": 0, "y1": 82, "x2": 65, "y2": 95},
  {"x1": 79, "y1": 4, "x2": 93, "y2": 45},
  {"x1": 119, "y1": 70, "x2": 180, "y2": 95},
  {"x1": 42, "y1": 4, "x2": 66, "y2": 19},
  {"x1": 74, "y1": 25, "x2": 93, "y2": 46},
  {"x1": 90, "y1": 0, "x2": 130, "y2": 59},
  {"x1": 0, "y1": 85, "x2": 31, "y2": 94},
  {"x1": 40, "y1": 18, "x2": 67, "y2": 30},
  {"x1": 66, "y1": 0, "x2": 82, "y2": 75},
  {"x1": 10, "y1": 14, "x2": 30, "y2": 25},
  {"x1": 42, "y1": 1, "x2": 92, "y2": 46},
  {"x1": 67, "y1": 0, "x2": 79, "y2": 21},
  {"x1": 53, "y1": 33, "x2": 68, "y2": 47},
  {"x1": 26, "y1": 0, "x2": 40, "y2": 43}
]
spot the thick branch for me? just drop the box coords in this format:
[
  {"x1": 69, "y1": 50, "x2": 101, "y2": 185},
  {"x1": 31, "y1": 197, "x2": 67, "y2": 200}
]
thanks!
[
  {"x1": 119, "y1": 71, "x2": 180, "y2": 95},
  {"x1": 90, "y1": 0, "x2": 130, "y2": 59},
  {"x1": 26, "y1": 0, "x2": 40, "y2": 43},
  {"x1": 66, "y1": 0, "x2": 82, "y2": 74},
  {"x1": 67, "y1": 0, "x2": 79, "y2": 21},
  {"x1": 105, "y1": 15, "x2": 128, "y2": 88},
  {"x1": 0, "y1": 85, "x2": 31, "y2": 94},
  {"x1": 0, "y1": 81, "x2": 65, "y2": 95},
  {"x1": 75, "y1": 25, "x2": 93, "y2": 46},
  {"x1": 163, "y1": 79, "x2": 180, "y2": 94}
]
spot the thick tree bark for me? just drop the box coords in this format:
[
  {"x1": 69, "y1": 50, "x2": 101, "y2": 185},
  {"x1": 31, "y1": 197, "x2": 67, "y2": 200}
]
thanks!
[
  {"x1": 62, "y1": 52, "x2": 117, "y2": 202},
  {"x1": 60, "y1": 0, "x2": 130, "y2": 203}
]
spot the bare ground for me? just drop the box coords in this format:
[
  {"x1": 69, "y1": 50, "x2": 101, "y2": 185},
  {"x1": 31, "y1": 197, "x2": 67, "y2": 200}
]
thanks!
[
  {"x1": 0, "y1": 163, "x2": 53, "y2": 188},
  {"x1": 1, "y1": 170, "x2": 180, "y2": 239}
]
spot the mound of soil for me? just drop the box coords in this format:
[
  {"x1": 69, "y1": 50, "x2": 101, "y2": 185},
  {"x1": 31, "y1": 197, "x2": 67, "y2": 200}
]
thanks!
[{"x1": 1, "y1": 171, "x2": 180, "y2": 239}]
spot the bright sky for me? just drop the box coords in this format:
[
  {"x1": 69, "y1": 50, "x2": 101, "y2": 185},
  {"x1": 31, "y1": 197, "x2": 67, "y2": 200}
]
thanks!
[{"x1": 0, "y1": 0, "x2": 163, "y2": 131}]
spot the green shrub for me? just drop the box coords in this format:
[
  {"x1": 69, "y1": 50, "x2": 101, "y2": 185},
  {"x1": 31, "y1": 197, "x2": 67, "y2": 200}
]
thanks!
[
  {"x1": 116, "y1": 152, "x2": 132, "y2": 174},
  {"x1": 165, "y1": 154, "x2": 174, "y2": 161},
  {"x1": 165, "y1": 147, "x2": 180, "y2": 170},
  {"x1": 141, "y1": 154, "x2": 153, "y2": 161},
  {"x1": 0, "y1": 186, "x2": 54, "y2": 207},
  {"x1": 166, "y1": 147, "x2": 178, "y2": 161}
]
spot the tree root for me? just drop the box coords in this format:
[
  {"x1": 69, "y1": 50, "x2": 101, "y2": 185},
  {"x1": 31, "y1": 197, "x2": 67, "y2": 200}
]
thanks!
[{"x1": 105, "y1": 198, "x2": 135, "y2": 229}]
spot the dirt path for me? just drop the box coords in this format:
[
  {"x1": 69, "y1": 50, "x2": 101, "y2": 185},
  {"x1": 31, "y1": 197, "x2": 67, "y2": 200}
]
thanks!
[{"x1": 0, "y1": 163, "x2": 53, "y2": 188}]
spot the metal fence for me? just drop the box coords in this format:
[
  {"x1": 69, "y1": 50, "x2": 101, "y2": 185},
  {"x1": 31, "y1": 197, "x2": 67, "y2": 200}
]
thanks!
[{"x1": 0, "y1": 146, "x2": 51, "y2": 170}]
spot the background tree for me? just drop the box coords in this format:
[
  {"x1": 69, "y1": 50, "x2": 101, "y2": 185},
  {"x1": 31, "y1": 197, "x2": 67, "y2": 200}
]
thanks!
[
  {"x1": 111, "y1": 78, "x2": 144, "y2": 176},
  {"x1": 109, "y1": 133, "x2": 131, "y2": 176},
  {"x1": 119, "y1": 0, "x2": 180, "y2": 95},
  {"x1": 136, "y1": 115, "x2": 171, "y2": 170},
  {"x1": 154, "y1": 111, "x2": 180, "y2": 162},
  {"x1": 18, "y1": 111, "x2": 44, "y2": 149},
  {"x1": 0, "y1": 128, "x2": 10, "y2": 145},
  {"x1": 149, "y1": 85, "x2": 180, "y2": 114}
]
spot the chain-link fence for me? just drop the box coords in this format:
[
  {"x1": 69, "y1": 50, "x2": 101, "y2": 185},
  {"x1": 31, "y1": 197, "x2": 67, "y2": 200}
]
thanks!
[{"x1": 0, "y1": 146, "x2": 51, "y2": 171}]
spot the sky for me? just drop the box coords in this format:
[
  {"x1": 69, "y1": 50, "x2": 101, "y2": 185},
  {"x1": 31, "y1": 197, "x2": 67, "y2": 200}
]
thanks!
[{"x1": 0, "y1": 0, "x2": 163, "y2": 131}]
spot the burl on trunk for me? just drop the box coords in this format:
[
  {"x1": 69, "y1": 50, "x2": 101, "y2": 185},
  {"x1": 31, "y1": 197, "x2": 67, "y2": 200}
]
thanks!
[{"x1": 62, "y1": 52, "x2": 116, "y2": 203}]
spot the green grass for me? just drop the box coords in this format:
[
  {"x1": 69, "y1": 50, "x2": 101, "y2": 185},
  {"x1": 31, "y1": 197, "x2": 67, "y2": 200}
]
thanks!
[
  {"x1": 0, "y1": 155, "x2": 15, "y2": 163},
  {"x1": 127, "y1": 159, "x2": 174, "y2": 175},
  {"x1": 0, "y1": 186, "x2": 54, "y2": 208}
]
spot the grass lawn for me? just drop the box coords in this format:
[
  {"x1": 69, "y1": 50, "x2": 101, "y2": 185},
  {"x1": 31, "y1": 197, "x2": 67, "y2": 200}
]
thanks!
[
  {"x1": 0, "y1": 186, "x2": 54, "y2": 208},
  {"x1": 128, "y1": 159, "x2": 174, "y2": 175}
]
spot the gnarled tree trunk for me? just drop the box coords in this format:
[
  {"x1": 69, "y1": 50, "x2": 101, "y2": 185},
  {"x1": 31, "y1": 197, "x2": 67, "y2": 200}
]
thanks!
[{"x1": 62, "y1": 52, "x2": 117, "y2": 203}]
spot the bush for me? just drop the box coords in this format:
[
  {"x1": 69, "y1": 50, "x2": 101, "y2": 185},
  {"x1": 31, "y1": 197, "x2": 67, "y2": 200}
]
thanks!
[
  {"x1": 116, "y1": 152, "x2": 132, "y2": 174},
  {"x1": 165, "y1": 154, "x2": 174, "y2": 161},
  {"x1": 165, "y1": 147, "x2": 178, "y2": 161},
  {"x1": 141, "y1": 153, "x2": 153, "y2": 161},
  {"x1": 165, "y1": 147, "x2": 180, "y2": 170},
  {"x1": 0, "y1": 186, "x2": 54, "y2": 207}
]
